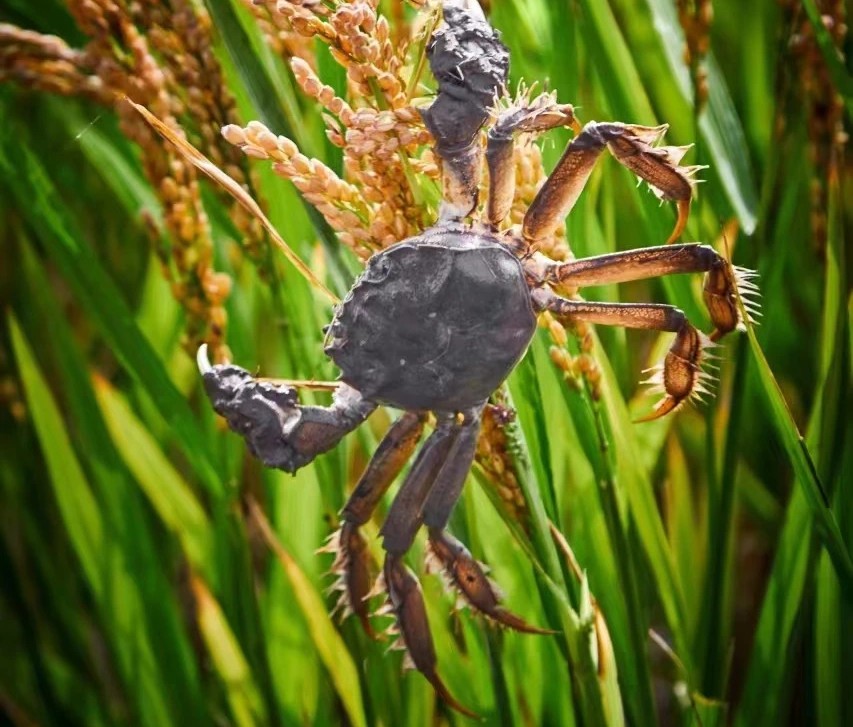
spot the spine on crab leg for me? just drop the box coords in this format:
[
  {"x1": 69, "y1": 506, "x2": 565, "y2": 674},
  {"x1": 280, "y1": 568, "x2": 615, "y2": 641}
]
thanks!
[
  {"x1": 197, "y1": 346, "x2": 376, "y2": 472},
  {"x1": 538, "y1": 243, "x2": 760, "y2": 340},
  {"x1": 419, "y1": 2, "x2": 509, "y2": 221},
  {"x1": 522, "y1": 122, "x2": 702, "y2": 246},
  {"x1": 324, "y1": 411, "x2": 426, "y2": 636},
  {"x1": 532, "y1": 290, "x2": 717, "y2": 420}
]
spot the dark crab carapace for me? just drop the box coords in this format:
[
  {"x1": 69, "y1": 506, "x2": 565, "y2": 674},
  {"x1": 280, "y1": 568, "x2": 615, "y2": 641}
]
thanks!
[{"x1": 199, "y1": 0, "x2": 758, "y2": 714}]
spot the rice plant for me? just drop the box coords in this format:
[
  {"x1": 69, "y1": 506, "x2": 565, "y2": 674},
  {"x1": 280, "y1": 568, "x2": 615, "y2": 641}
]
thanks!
[{"x1": 0, "y1": 1, "x2": 849, "y2": 725}]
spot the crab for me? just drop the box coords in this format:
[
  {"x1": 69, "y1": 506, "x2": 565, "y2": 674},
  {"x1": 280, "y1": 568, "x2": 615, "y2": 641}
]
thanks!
[{"x1": 196, "y1": 0, "x2": 757, "y2": 714}]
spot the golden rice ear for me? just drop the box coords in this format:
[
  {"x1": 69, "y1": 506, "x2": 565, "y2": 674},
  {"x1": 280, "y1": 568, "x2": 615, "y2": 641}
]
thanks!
[{"x1": 128, "y1": 98, "x2": 340, "y2": 304}]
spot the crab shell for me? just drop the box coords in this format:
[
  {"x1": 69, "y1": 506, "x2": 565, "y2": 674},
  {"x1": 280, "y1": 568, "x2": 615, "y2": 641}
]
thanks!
[{"x1": 325, "y1": 224, "x2": 537, "y2": 412}]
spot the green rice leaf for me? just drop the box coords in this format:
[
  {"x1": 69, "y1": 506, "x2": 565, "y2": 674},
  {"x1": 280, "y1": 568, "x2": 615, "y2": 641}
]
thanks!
[
  {"x1": 94, "y1": 378, "x2": 214, "y2": 572},
  {"x1": 0, "y1": 130, "x2": 223, "y2": 497}
]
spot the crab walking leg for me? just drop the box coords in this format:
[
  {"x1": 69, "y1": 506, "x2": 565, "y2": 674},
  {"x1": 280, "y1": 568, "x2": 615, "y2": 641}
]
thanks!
[
  {"x1": 378, "y1": 409, "x2": 483, "y2": 717},
  {"x1": 539, "y1": 243, "x2": 757, "y2": 339},
  {"x1": 417, "y1": 408, "x2": 554, "y2": 633},
  {"x1": 522, "y1": 122, "x2": 700, "y2": 246},
  {"x1": 383, "y1": 555, "x2": 478, "y2": 718},
  {"x1": 485, "y1": 99, "x2": 577, "y2": 229},
  {"x1": 532, "y1": 290, "x2": 715, "y2": 420},
  {"x1": 327, "y1": 412, "x2": 426, "y2": 635},
  {"x1": 380, "y1": 411, "x2": 467, "y2": 555},
  {"x1": 426, "y1": 529, "x2": 553, "y2": 634},
  {"x1": 198, "y1": 347, "x2": 376, "y2": 472}
]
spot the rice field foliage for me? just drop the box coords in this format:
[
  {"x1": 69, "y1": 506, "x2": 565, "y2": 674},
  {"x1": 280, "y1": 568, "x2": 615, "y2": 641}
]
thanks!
[{"x1": 0, "y1": 0, "x2": 850, "y2": 725}]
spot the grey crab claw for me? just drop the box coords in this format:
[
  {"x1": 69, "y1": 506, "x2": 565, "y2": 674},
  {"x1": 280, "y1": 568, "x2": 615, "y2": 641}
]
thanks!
[
  {"x1": 383, "y1": 555, "x2": 478, "y2": 719},
  {"x1": 196, "y1": 351, "x2": 305, "y2": 472},
  {"x1": 427, "y1": 529, "x2": 555, "y2": 635}
]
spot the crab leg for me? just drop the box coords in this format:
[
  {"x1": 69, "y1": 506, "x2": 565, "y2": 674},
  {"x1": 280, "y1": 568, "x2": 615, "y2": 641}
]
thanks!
[
  {"x1": 485, "y1": 96, "x2": 577, "y2": 229},
  {"x1": 198, "y1": 346, "x2": 376, "y2": 472},
  {"x1": 414, "y1": 409, "x2": 554, "y2": 634},
  {"x1": 377, "y1": 408, "x2": 484, "y2": 716},
  {"x1": 522, "y1": 122, "x2": 702, "y2": 246},
  {"x1": 380, "y1": 411, "x2": 465, "y2": 554},
  {"x1": 426, "y1": 529, "x2": 553, "y2": 634},
  {"x1": 327, "y1": 411, "x2": 426, "y2": 635},
  {"x1": 532, "y1": 290, "x2": 716, "y2": 420},
  {"x1": 383, "y1": 554, "x2": 478, "y2": 718},
  {"x1": 537, "y1": 243, "x2": 759, "y2": 339}
]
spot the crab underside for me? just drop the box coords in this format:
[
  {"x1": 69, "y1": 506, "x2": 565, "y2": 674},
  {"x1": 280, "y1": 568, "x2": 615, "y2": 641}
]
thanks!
[{"x1": 199, "y1": 0, "x2": 758, "y2": 715}]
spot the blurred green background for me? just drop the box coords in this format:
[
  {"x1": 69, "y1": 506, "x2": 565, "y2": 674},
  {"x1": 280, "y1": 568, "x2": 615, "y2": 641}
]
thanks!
[{"x1": 0, "y1": 0, "x2": 850, "y2": 725}]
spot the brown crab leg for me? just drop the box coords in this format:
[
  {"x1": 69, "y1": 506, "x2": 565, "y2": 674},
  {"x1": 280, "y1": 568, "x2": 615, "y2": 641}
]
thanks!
[
  {"x1": 426, "y1": 528, "x2": 554, "y2": 634},
  {"x1": 522, "y1": 122, "x2": 700, "y2": 247},
  {"x1": 416, "y1": 409, "x2": 552, "y2": 634},
  {"x1": 486, "y1": 98, "x2": 577, "y2": 229},
  {"x1": 197, "y1": 347, "x2": 376, "y2": 472},
  {"x1": 383, "y1": 555, "x2": 478, "y2": 718},
  {"x1": 532, "y1": 290, "x2": 715, "y2": 420},
  {"x1": 538, "y1": 243, "x2": 756, "y2": 340},
  {"x1": 377, "y1": 408, "x2": 485, "y2": 717},
  {"x1": 379, "y1": 412, "x2": 461, "y2": 555},
  {"x1": 327, "y1": 411, "x2": 426, "y2": 636}
]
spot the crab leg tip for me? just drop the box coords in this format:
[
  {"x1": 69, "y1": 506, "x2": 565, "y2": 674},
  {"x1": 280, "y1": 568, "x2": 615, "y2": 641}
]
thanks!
[
  {"x1": 196, "y1": 343, "x2": 213, "y2": 375},
  {"x1": 429, "y1": 676, "x2": 481, "y2": 720},
  {"x1": 634, "y1": 396, "x2": 680, "y2": 423},
  {"x1": 665, "y1": 199, "x2": 691, "y2": 244}
]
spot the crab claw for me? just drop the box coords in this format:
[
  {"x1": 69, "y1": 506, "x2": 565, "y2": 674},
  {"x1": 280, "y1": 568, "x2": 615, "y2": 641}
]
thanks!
[
  {"x1": 323, "y1": 522, "x2": 375, "y2": 637},
  {"x1": 636, "y1": 322, "x2": 716, "y2": 422},
  {"x1": 427, "y1": 529, "x2": 554, "y2": 634},
  {"x1": 383, "y1": 555, "x2": 478, "y2": 718}
]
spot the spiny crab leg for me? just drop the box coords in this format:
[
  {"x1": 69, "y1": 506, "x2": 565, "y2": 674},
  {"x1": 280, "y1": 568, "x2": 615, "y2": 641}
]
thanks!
[
  {"x1": 324, "y1": 411, "x2": 426, "y2": 636},
  {"x1": 374, "y1": 407, "x2": 549, "y2": 717},
  {"x1": 539, "y1": 242, "x2": 758, "y2": 340},
  {"x1": 522, "y1": 122, "x2": 703, "y2": 247},
  {"x1": 532, "y1": 290, "x2": 716, "y2": 420},
  {"x1": 376, "y1": 411, "x2": 477, "y2": 716},
  {"x1": 485, "y1": 94, "x2": 577, "y2": 229},
  {"x1": 383, "y1": 555, "x2": 479, "y2": 718},
  {"x1": 426, "y1": 529, "x2": 555, "y2": 634},
  {"x1": 418, "y1": 412, "x2": 553, "y2": 633}
]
